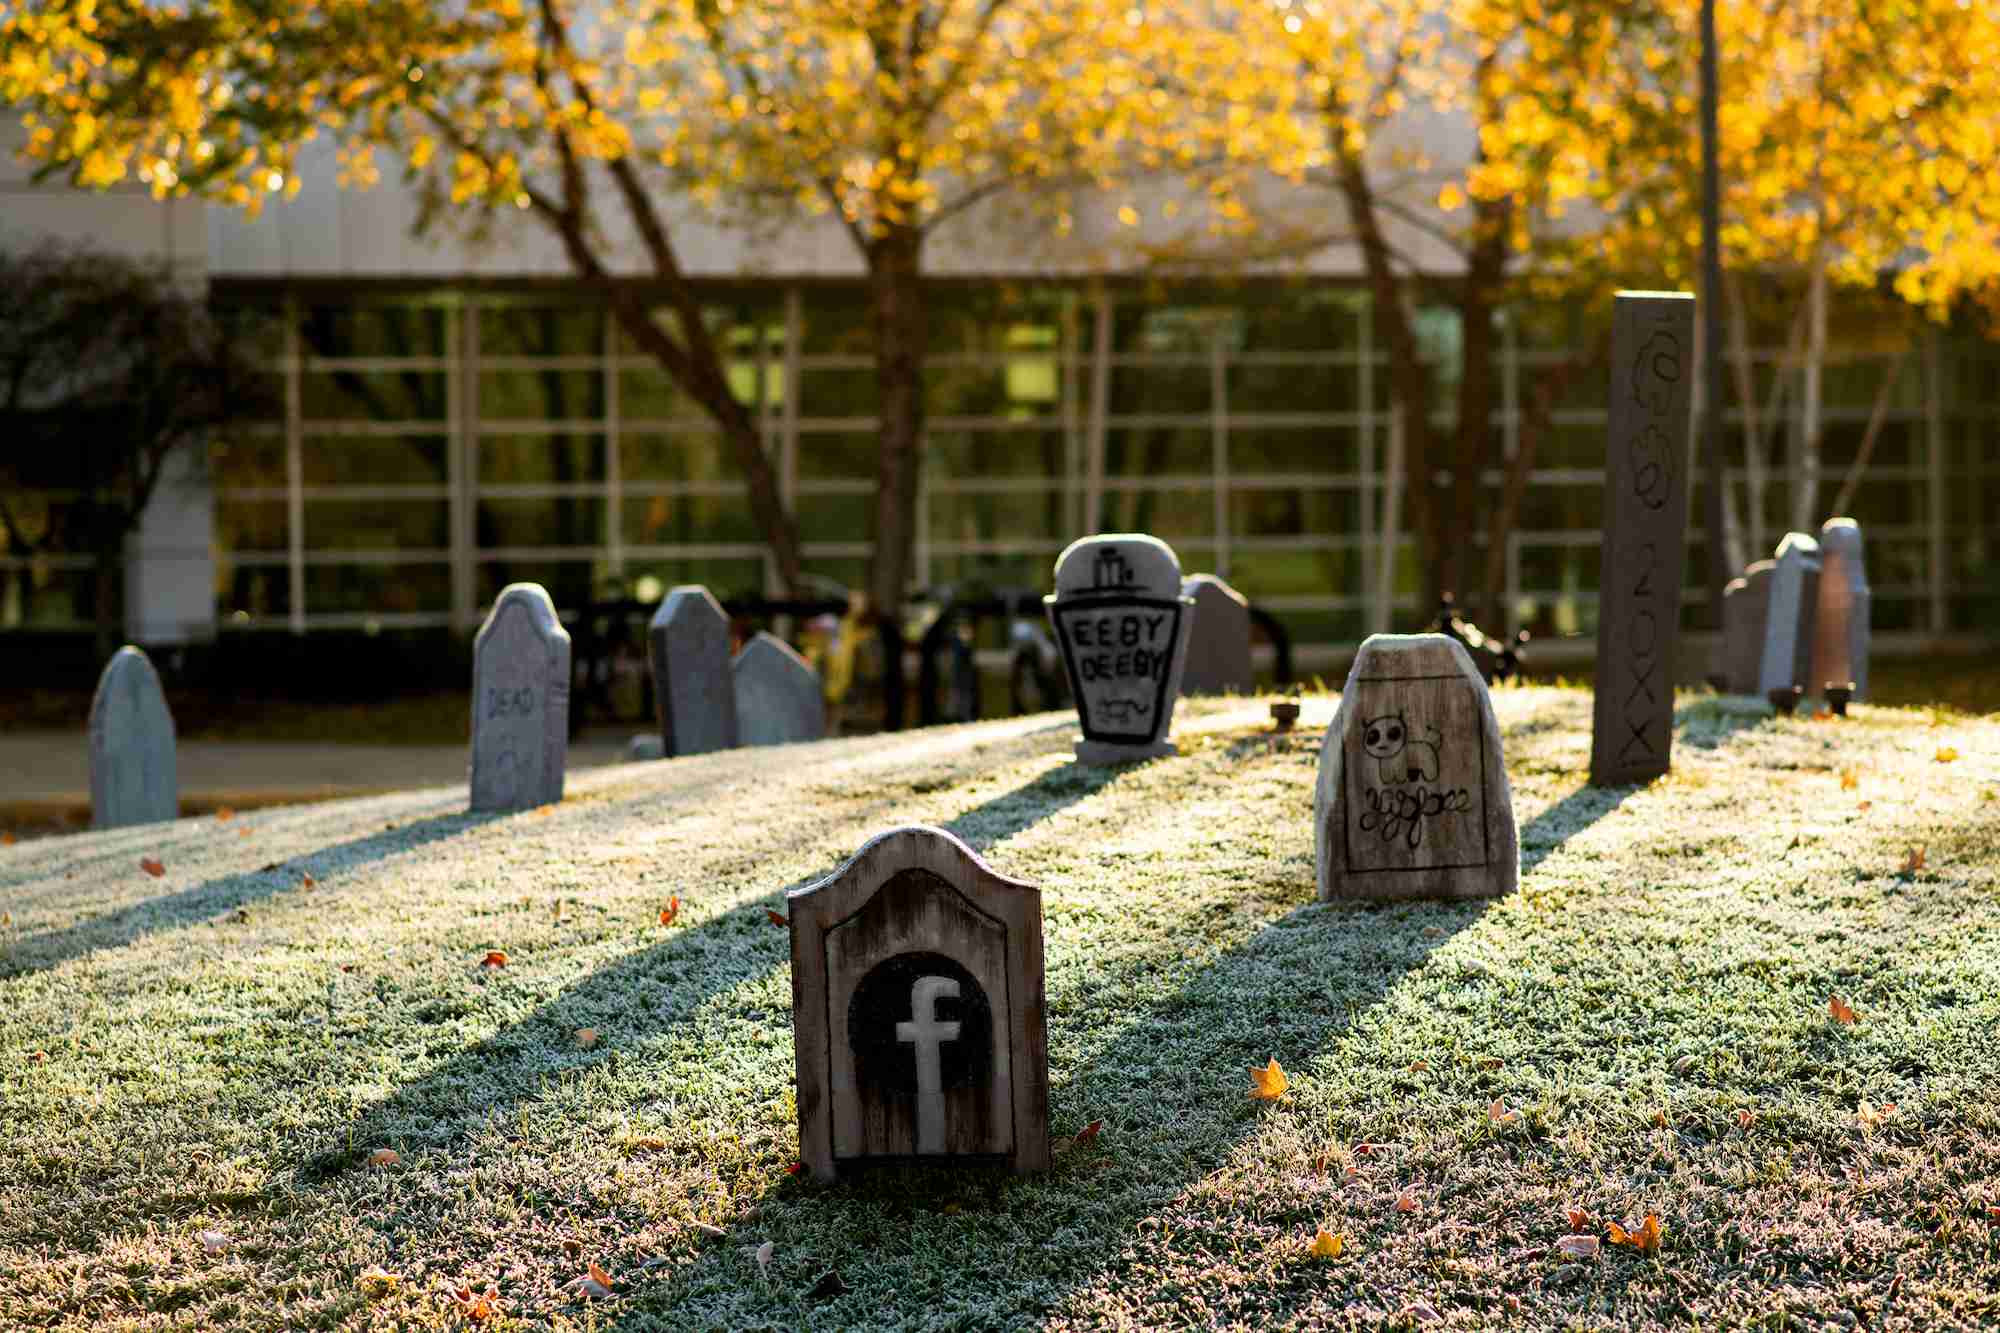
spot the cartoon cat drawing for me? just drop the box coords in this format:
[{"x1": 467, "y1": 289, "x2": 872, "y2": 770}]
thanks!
[{"x1": 1361, "y1": 711, "x2": 1442, "y2": 785}]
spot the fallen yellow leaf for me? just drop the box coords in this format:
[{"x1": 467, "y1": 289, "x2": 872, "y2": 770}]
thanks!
[
  {"x1": 1829, "y1": 995, "x2": 1857, "y2": 1025},
  {"x1": 1607, "y1": 1212, "x2": 1663, "y2": 1255},
  {"x1": 1935, "y1": 746, "x2": 1959, "y2": 763},
  {"x1": 1838, "y1": 767, "x2": 1859, "y2": 791},
  {"x1": 356, "y1": 1265, "x2": 400, "y2": 1296},
  {"x1": 1309, "y1": 1227, "x2": 1345, "y2": 1259},
  {"x1": 1248, "y1": 1058, "x2": 1288, "y2": 1100},
  {"x1": 367, "y1": 1148, "x2": 400, "y2": 1168},
  {"x1": 1488, "y1": 1098, "x2": 1522, "y2": 1126},
  {"x1": 1901, "y1": 846, "x2": 1927, "y2": 874},
  {"x1": 1857, "y1": 1098, "x2": 1897, "y2": 1130},
  {"x1": 626, "y1": 1136, "x2": 668, "y2": 1153}
]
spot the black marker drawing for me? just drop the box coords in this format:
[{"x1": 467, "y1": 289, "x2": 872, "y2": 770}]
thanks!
[
  {"x1": 1358, "y1": 783, "x2": 1474, "y2": 850},
  {"x1": 1361, "y1": 711, "x2": 1442, "y2": 785}
]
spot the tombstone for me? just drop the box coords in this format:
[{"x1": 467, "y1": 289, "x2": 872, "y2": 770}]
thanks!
[
  {"x1": 647, "y1": 585, "x2": 739, "y2": 756},
  {"x1": 787, "y1": 825, "x2": 1050, "y2": 1181},
  {"x1": 1044, "y1": 533, "x2": 1196, "y2": 764},
  {"x1": 469, "y1": 583, "x2": 571, "y2": 813},
  {"x1": 1314, "y1": 634, "x2": 1518, "y2": 902},
  {"x1": 1721, "y1": 560, "x2": 1775, "y2": 695},
  {"x1": 1589, "y1": 290, "x2": 1696, "y2": 786},
  {"x1": 1179, "y1": 574, "x2": 1255, "y2": 696},
  {"x1": 88, "y1": 645, "x2": 178, "y2": 829},
  {"x1": 1757, "y1": 533, "x2": 1822, "y2": 701},
  {"x1": 626, "y1": 734, "x2": 665, "y2": 763},
  {"x1": 733, "y1": 632, "x2": 826, "y2": 747},
  {"x1": 1810, "y1": 517, "x2": 1870, "y2": 700}
]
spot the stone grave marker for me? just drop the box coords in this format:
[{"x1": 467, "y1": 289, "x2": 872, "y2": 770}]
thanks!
[
  {"x1": 1757, "y1": 532, "x2": 1822, "y2": 702},
  {"x1": 1314, "y1": 634, "x2": 1518, "y2": 902},
  {"x1": 89, "y1": 645, "x2": 178, "y2": 829},
  {"x1": 1044, "y1": 533, "x2": 1195, "y2": 763},
  {"x1": 1810, "y1": 517, "x2": 1870, "y2": 700},
  {"x1": 1179, "y1": 574, "x2": 1255, "y2": 696},
  {"x1": 469, "y1": 583, "x2": 571, "y2": 812},
  {"x1": 1721, "y1": 560, "x2": 1775, "y2": 694},
  {"x1": 647, "y1": 585, "x2": 739, "y2": 756},
  {"x1": 788, "y1": 825, "x2": 1050, "y2": 1181},
  {"x1": 1590, "y1": 290, "x2": 1696, "y2": 786},
  {"x1": 733, "y1": 631, "x2": 826, "y2": 747}
]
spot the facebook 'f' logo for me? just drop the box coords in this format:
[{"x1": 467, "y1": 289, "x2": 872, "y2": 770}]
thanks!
[{"x1": 895, "y1": 976, "x2": 962, "y2": 1154}]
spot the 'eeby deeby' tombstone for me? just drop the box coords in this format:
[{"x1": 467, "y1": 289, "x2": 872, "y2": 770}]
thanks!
[
  {"x1": 89, "y1": 645, "x2": 178, "y2": 829},
  {"x1": 788, "y1": 825, "x2": 1050, "y2": 1181},
  {"x1": 469, "y1": 583, "x2": 571, "y2": 813},
  {"x1": 1045, "y1": 534, "x2": 1195, "y2": 763},
  {"x1": 1314, "y1": 634, "x2": 1517, "y2": 902},
  {"x1": 1590, "y1": 290, "x2": 1695, "y2": 786}
]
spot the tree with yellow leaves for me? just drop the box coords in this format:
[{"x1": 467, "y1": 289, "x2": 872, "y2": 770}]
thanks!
[{"x1": 0, "y1": 0, "x2": 1199, "y2": 716}]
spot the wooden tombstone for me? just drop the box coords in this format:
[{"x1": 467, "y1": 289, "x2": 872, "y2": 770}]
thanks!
[
  {"x1": 89, "y1": 645, "x2": 178, "y2": 829},
  {"x1": 1314, "y1": 634, "x2": 1518, "y2": 902},
  {"x1": 647, "y1": 584, "x2": 739, "y2": 755},
  {"x1": 788, "y1": 825, "x2": 1050, "y2": 1182},
  {"x1": 1044, "y1": 533, "x2": 1195, "y2": 763},
  {"x1": 1589, "y1": 290, "x2": 1696, "y2": 785},
  {"x1": 469, "y1": 583, "x2": 572, "y2": 812}
]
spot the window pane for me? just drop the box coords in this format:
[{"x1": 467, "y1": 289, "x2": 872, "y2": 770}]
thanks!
[
  {"x1": 300, "y1": 304, "x2": 447, "y2": 359},
  {"x1": 622, "y1": 493, "x2": 759, "y2": 546},
  {"x1": 307, "y1": 563, "x2": 451, "y2": 614},
  {"x1": 798, "y1": 431, "x2": 876, "y2": 481},
  {"x1": 302, "y1": 435, "x2": 448, "y2": 487},
  {"x1": 478, "y1": 434, "x2": 607, "y2": 485},
  {"x1": 216, "y1": 499, "x2": 288, "y2": 552},
  {"x1": 478, "y1": 305, "x2": 606, "y2": 357},
  {"x1": 479, "y1": 497, "x2": 606, "y2": 549},
  {"x1": 479, "y1": 369, "x2": 605, "y2": 421},
  {"x1": 301, "y1": 371, "x2": 448, "y2": 422},
  {"x1": 930, "y1": 430, "x2": 1066, "y2": 480}
]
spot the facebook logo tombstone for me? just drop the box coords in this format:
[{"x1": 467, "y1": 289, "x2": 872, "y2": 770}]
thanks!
[
  {"x1": 788, "y1": 826, "x2": 1049, "y2": 1181},
  {"x1": 1044, "y1": 533, "x2": 1195, "y2": 764}
]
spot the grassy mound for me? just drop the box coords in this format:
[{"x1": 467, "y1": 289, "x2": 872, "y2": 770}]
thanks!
[{"x1": 2, "y1": 689, "x2": 1997, "y2": 1329}]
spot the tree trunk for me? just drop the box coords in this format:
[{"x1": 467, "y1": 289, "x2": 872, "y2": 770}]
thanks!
[
  {"x1": 1455, "y1": 195, "x2": 1511, "y2": 623},
  {"x1": 1794, "y1": 244, "x2": 1829, "y2": 532},
  {"x1": 1333, "y1": 149, "x2": 1443, "y2": 611},
  {"x1": 864, "y1": 225, "x2": 928, "y2": 731}
]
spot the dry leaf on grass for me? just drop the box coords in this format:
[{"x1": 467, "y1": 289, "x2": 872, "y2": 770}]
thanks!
[
  {"x1": 1248, "y1": 1058, "x2": 1288, "y2": 1100},
  {"x1": 1900, "y1": 846, "x2": 1927, "y2": 874},
  {"x1": 1395, "y1": 1190, "x2": 1419, "y2": 1214},
  {"x1": 356, "y1": 1266, "x2": 400, "y2": 1296},
  {"x1": 1489, "y1": 1099, "x2": 1522, "y2": 1126},
  {"x1": 573, "y1": 1261, "x2": 614, "y2": 1299},
  {"x1": 659, "y1": 896, "x2": 680, "y2": 927},
  {"x1": 1075, "y1": 1119, "x2": 1103, "y2": 1145},
  {"x1": 1936, "y1": 746, "x2": 1960, "y2": 763},
  {"x1": 692, "y1": 1222, "x2": 727, "y2": 1239},
  {"x1": 24, "y1": 1050, "x2": 47, "y2": 1064},
  {"x1": 301, "y1": 873, "x2": 317, "y2": 889},
  {"x1": 0, "y1": 831, "x2": 15, "y2": 845},
  {"x1": 198, "y1": 1229, "x2": 230, "y2": 1256},
  {"x1": 1857, "y1": 1098, "x2": 1897, "y2": 1130},
  {"x1": 1736, "y1": 1109, "x2": 1756, "y2": 1129},
  {"x1": 1829, "y1": 995, "x2": 1857, "y2": 1025},
  {"x1": 1407, "y1": 1060, "x2": 1430, "y2": 1072},
  {"x1": 215, "y1": 807, "x2": 235, "y2": 822},
  {"x1": 1555, "y1": 1234, "x2": 1600, "y2": 1259},
  {"x1": 1309, "y1": 1227, "x2": 1345, "y2": 1259},
  {"x1": 754, "y1": 1240, "x2": 774, "y2": 1276},
  {"x1": 480, "y1": 950, "x2": 509, "y2": 969},
  {"x1": 1651, "y1": 1108, "x2": 1669, "y2": 1128},
  {"x1": 575, "y1": 1028, "x2": 600, "y2": 1049},
  {"x1": 451, "y1": 1285, "x2": 503, "y2": 1322},
  {"x1": 139, "y1": 857, "x2": 165, "y2": 878},
  {"x1": 626, "y1": 1137, "x2": 667, "y2": 1154},
  {"x1": 1607, "y1": 1213, "x2": 1663, "y2": 1255},
  {"x1": 766, "y1": 908, "x2": 789, "y2": 927},
  {"x1": 1839, "y1": 767, "x2": 1860, "y2": 791},
  {"x1": 367, "y1": 1148, "x2": 400, "y2": 1168},
  {"x1": 1403, "y1": 1299, "x2": 1441, "y2": 1323}
]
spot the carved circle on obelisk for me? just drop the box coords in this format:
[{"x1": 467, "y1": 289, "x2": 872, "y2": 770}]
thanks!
[{"x1": 847, "y1": 950, "x2": 994, "y2": 1100}]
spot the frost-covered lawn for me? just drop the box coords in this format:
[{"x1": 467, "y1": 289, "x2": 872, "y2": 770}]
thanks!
[{"x1": 2, "y1": 688, "x2": 1998, "y2": 1330}]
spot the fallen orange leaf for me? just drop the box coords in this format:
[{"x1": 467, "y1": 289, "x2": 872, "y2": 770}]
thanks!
[
  {"x1": 1075, "y1": 1119, "x2": 1103, "y2": 1145},
  {"x1": 1838, "y1": 767, "x2": 1859, "y2": 791},
  {"x1": 1829, "y1": 995, "x2": 1857, "y2": 1025},
  {"x1": 1395, "y1": 1190, "x2": 1419, "y2": 1214},
  {"x1": 367, "y1": 1148, "x2": 399, "y2": 1168},
  {"x1": 1607, "y1": 1213, "x2": 1663, "y2": 1255},
  {"x1": 1736, "y1": 1108, "x2": 1755, "y2": 1129},
  {"x1": 785, "y1": 1161, "x2": 804, "y2": 1175},
  {"x1": 215, "y1": 807, "x2": 235, "y2": 822},
  {"x1": 25, "y1": 1050, "x2": 47, "y2": 1064},
  {"x1": 626, "y1": 1137, "x2": 668, "y2": 1153},
  {"x1": 301, "y1": 873, "x2": 317, "y2": 889},
  {"x1": 139, "y1": 857, "x2": 165, "y2": 878},
  {"x1": 1488, "y1": 1099, "x2": 1522, "y2": 1126},
  {"x1": 481, "y1": 950, "x2": 509, "y2": 968},
  {"x1": 1407, "y1": 1060, "x2": 1430, "y2": 1072},
  {"x1": 1248, "y1": 1058, "x2": 1288, "y2": 1100},
  {"x1": 575, "y1": 1028, "x2": 599, "y2": 1049},
  {"x1": 452, "y1": 1285, "x2": 502, "y2": 1322},
  {"x1": 1936, "y1": 746, "x2": 1960, "y2": 763},
  {"x1": 1857, "y1": 800, "x2": 1873, "y2": 812},
  {"x1": 766, "y1": 908, "x2": 789, "y2": 928},
  {"x1": 1309, "y1": 1227, "x2": 1345, "y2": 1259},
  {"x1": 1651, "y1": 1108, "x2": 1668, "y2": 1128},
  {"x1": 574, "y1": 1259, "x2": 614, "y2": 1297},
  {"x1": 2, "y1": 831, "x2": 18, "y2": 845},
  {"x1": 660, "y1": 896, "x2": 681, "y2": 927},
  {"x1": 1567, "y1": 1206, "x2": 1590, "y2": 1231},
  {"x1": 1901, "y1": 846, "x2": 1927, "y2": 874},
  {"x1": 1857, "y1": 1098, "x2": 1896, "y2": 1130}
]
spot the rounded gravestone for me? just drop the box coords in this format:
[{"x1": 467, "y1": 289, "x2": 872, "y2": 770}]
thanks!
[
  {"x1": 1044, "y1": 533, "x2": 1196, "y2": 764},
  {"x1": 1722, "y1": 560, "x2": 1775, "y2": 695},
  {"x1": 89, "y1": 645, "x2": 178, "y2": 829},
  {"x1": 1179, "y1": 574, "x2": 1255, "y2": 696},
  {"x1": 469, "y1": 583, "x2": 572, "y2": 813},
  {"x1": 1757, "y1": 533, "x2": 1822, "y2": 701},
  {"x1": 1314, "y1": 633, "x2": 1518, "y2": 901},
  {"x1": 733, "y1": 632, "x2": 826, "y2": 747},
  {"x1": 1810, "y1": 518, "x2": 1870, "y2": 700},
  {"x1": 648, "y1": 585, "x2": 739, "y2": 755}
]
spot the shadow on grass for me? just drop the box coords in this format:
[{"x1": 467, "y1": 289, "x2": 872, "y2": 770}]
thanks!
[
  {"x1": 1518, "y1": 782, "x2": 1636, "y2": 872},
  {"x1": 599, "y1": 893, "x2": 1490, "y2": 1328},
  {"x1": 0, "y1": 808, "x2": 502, "y2": 982},
  {"x1": 292, "y1": 758, "x2": 1133, "y2": 1183}
]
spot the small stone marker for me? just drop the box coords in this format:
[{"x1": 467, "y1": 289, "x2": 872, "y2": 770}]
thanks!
[
  {"x1": 1590, "y1": 290, "x2": 1696, "y2": 786},
  {"x1": 733, "y1": 632, "x2": 826, "y2": 747},
  {"x1": 788, "y1": 825, "x2": 1050, "y2": 1181},
  {"x1": 647, "y1": 585, "x2": 739, "y2": 755},
  {"x1": 1721, "y1": 560, "x2": 1775, "y2": 695},
  {"x1": 1044, "y1": 533, "x2": 1195, "y2": 763},
  {"x1": 89, "y1": 645, "x2": 177, "y2": 829},
  {"x1": 1178, "y1": 574, "x2": 1255, "y2": 696},
  {"x1": 1810, "y1": 517, "x2": 1870, "y2": 700},
  {"x1": 1314, "y1": 634, "x2": 1518, "y2": 902},
  {"x1": 1757, "y1": 532, "x2": 1822, "y2": 701},
  {"x1": 469, "y1": 583, "x2": 571, "y2": 812}
]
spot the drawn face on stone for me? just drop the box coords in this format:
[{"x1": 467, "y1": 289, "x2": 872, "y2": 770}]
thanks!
[{"x1": 1362, "y1": 713, "x2": 1408, "y2": 761}]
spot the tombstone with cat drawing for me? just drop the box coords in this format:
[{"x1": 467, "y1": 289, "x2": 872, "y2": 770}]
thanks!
[
  {"x1": 469, "y1": 582, "x2": 571, "y2": 812},
  {"x1": 788, "y1": 825, "x2": 1050, "y2": 1182},
  {"x1": 1045, "y1": 533, "x2": 1195, "y2": 763},
  {"x1": 89, "y1": 645, "x2": 178, "y2": 829},
  {"x1": 1314, "y1": 633, "x2": 1518, "y2": 901}
]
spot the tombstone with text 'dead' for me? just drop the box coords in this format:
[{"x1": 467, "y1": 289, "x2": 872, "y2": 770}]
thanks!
[{"x1": 469, "y1": 583, "x2": 571, "y2": 812}]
